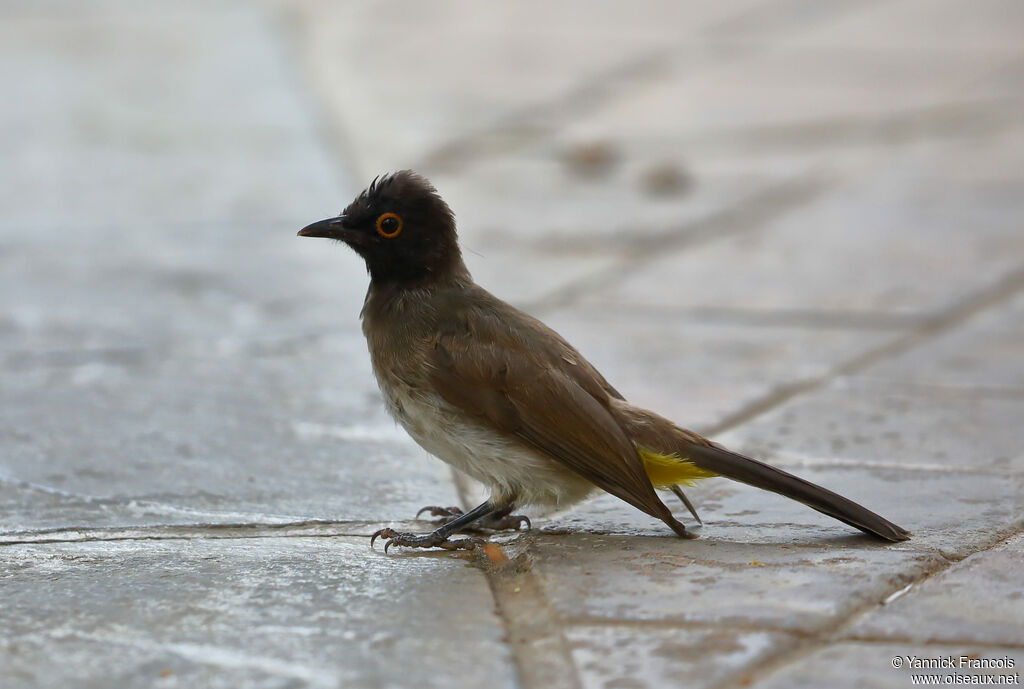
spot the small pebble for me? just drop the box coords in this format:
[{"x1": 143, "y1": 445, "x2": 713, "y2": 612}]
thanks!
[
  {"x1": 562, "y1": 141, "x2": 619, "y2": 178},
  {"x1": 639, "y1": 161, "x2": 691, "y2": 196}
]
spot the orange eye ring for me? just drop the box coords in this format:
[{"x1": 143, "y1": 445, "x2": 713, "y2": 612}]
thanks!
[{"x1": 375, "y1": 212, "x2": 403, "y2": 238}]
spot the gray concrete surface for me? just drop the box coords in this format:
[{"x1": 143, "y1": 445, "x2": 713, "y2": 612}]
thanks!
[{"x1": 1, "y1": 1, "x2": 1022, "y2": 688}]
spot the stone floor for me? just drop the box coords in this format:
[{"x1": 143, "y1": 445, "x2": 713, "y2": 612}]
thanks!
[{"x1": 1, "y1": 1, "x2": 1022, "y2": 688}]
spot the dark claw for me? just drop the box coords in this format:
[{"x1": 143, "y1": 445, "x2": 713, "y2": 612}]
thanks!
[{"x1": 370, "y1": 527, "x2": 395, "y2": 549}]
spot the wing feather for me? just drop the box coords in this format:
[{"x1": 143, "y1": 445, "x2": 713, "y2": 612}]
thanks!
[{"x1": 428, "y1": 326, "x2": 670, "y2": 521}]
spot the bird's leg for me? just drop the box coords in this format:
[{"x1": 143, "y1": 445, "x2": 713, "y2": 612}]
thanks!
[
  {"x1": 671, "y1": 485, "x2": 703, "y2": 525},
  {"x1": 416, "y1": 504, "x2": 531, "y2": 532},
  {"x1": 372, "y1": 501, "x2": 498, "y2": 552}
]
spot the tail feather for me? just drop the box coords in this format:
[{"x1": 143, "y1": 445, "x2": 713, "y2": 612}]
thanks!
[
  {"x1": 684, "y1": 441, "x2": 910, "y2": 542},
  {"x1": 612, "y1": 400, "x2": 910, "y2": 542}
]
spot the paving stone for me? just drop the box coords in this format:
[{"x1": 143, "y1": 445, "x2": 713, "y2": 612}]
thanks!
[
  {"x1": 566, "y1": 626, "x2": 795, "y2": 689},
  {"x1": 0, "y1": 537, "x2": 516, "y2": 689},
  {"x1": 0, "y1": 1, "x2": 344, "y2": 232},
  {"x1": 0, "y1": 226, "x2": 370, "y2": 354},
  {"x1": 847, "y1": 533, "x2": 1024, "y2": 646},
  {"x1": 0, "y1": 336, "x2": 456, "y2": 534},
  {"x1": 578, "y1": 135, "x2": 1024, "y2": 317},
  {"x1": 532, "y1": 533, "x2": 943, "y2": 632},
  {"x1": 717, "y1": 377, "x2": 1024, "y2": 474},
  {"x1": 857, "y1": 291, "x2": 1024, "y2": 393},
  {"x1": 752, "y1": 642, "x2": 1024, "y2": 689},
  {"x1": 541, "y1": 465, "x2": 1023, "y2": 558},
  {"x1": 0, "y1": 483, "x2": 223, "y2": 536},
  {"x1": 0, "y1": 0, "x2": 359, "y2": 355}
]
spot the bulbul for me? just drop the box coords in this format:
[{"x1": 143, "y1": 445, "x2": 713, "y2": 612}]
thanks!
[{"x1": 298, "y1": 170, "x2": 910, "y2": 551}]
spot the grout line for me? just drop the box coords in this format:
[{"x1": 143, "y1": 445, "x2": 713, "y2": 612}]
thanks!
[
  {"x1": 0, "y1": 532, "x2": 368, "y2": 547},
  {"x1": 703, "y1": 0, "x2": 889, "y2": 38},
  {"x1": 0, "y1": 520, "x2": 384, "y2": 547},
  {"x1": 556, "y1": 616, "x2": 814, "y2": 637},
  {"x1": 702, "y1": 264, "x2": 1024, "y2": 437},
  {"x1": 672, "y1": 98, "x2": 1023, "y2": 157},
  {"x1": 523, "y1": 172, "x2": 833, "y2": 315},
  {"x1": 531, "y1": 528, "x2": 954, "y2": 558},
  {"x1": 485, "y1": 568, "x2": 585, "y2": 689},
  {"x1": 837, "y1": 636, "x2": 1024, "y2": 651},
  {"x1": 419, "y1": 49, "x2": 671, "y2": 172},
  {"x1": 540, "y1": 622, "x2": 1024, "y2": 668},
  {"x1": 546, "y1": 615, "x2": 1024, "y2": 648},
  {"x1": 0, "y1": 327, "x2": 353, "y2": 370},
  {"x1": 0, "y1": 473, "x2": 357, "y2": 525},
  {"x1": 416, "y1": 0, "x2": 895, "y2": 174},
  {"x1": 542, "y1": 618, "x2": 1024, "y2": 649},
  {"x1": 711, "y1": 522, "x2": 1024, "y2": 688},
  {"x1": 449, "y1": 469, "x2": 584, "y2": 689}
]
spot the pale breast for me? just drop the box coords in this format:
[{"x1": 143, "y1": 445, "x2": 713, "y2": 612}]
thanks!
[{"x1": 373, "y1": 367, "x2": 593, "y2": 509}]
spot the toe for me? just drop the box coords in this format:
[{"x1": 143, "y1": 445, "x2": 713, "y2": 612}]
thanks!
[
  {"x1": 370, "y1": 528, "x2": 396, "y2": 548},
  {"x1": 441, "y1": 536, "x2": 484, "y2": 551},
  {"x1": 415, "y1": 505, "x2": 464, "y2": 519}
]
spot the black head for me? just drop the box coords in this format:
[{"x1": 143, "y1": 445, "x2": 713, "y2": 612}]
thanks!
[{"x1": 298, "y1": 170, "x2": 464, "y2": 287}]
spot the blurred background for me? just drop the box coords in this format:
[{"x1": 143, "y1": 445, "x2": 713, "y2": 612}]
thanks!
[{"x1": 2, "y1": 1, "x2": 1023, "y2": 687}]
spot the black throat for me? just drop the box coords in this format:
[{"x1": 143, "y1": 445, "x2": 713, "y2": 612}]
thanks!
[{"x1": 364, "y1": 245, "x2": 470, "y2": 291}]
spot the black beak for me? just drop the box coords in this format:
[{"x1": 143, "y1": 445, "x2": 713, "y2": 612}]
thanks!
[{"x1": 297, "y1": 216, "x2": 348, "y2": 239}]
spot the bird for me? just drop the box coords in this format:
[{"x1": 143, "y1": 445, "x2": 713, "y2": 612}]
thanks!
[{"x1": 297, "y1": 170, "x2": 910, "y2": 551}]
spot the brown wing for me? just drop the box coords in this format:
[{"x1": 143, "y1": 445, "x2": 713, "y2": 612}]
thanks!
[{"x1": 427, "y1": 302, "x2": 676, "y2": 526}]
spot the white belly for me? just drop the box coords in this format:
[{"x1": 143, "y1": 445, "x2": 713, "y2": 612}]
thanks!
[{"x1": 378, "y1": 376, "x2": 594, "y2": 509}]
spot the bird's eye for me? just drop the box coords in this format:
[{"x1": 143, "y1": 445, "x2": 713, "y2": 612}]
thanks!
[{"x1": 375, "y1": 213, "x2": 403, "y2": 238}]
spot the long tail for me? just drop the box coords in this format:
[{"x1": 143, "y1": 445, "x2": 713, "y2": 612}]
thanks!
[
  {"x1": 682, "y1": 441, "x2": 910, "y2": 542},
  {"x1": 614, "y1": 401, "x2": 910, "y2": 542}
]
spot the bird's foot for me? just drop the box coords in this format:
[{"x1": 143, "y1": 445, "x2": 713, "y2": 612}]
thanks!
[
  {"x1": 416, "y1": 505, "x2": 464, "y2": 521},
  {"x1": 481, "y1": 509, "x2": 532, "y2": 531},
  {"x1": 415, "y1": 505, "x2": 531, "y2": 532},
  {"x1": 370, "y1": 528, "x2": 484, "y2": 554}
]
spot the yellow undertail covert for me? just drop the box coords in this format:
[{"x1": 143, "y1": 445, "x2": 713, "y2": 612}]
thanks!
[{"x1": 638, "y1": 446, "x2": 719, "y2": 488}]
